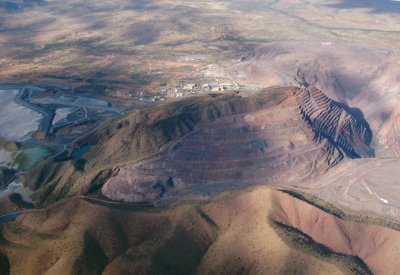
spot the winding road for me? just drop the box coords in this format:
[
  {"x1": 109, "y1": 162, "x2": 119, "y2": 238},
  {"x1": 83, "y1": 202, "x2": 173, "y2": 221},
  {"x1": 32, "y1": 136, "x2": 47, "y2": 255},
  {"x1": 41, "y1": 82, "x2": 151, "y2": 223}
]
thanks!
[
  {"x1": 0, "y1": 195, "x2": 152, "y2": 223},
  {"x1": 0, "y1": 83, "x2": 132, "y2": 159},
  {"x1": 0, "y1": 83, "x2": 161, "y2": 221}
]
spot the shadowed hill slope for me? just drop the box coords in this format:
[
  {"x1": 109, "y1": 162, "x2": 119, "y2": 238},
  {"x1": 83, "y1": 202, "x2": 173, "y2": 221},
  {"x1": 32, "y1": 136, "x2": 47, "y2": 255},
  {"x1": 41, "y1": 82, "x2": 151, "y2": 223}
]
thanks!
[
  {"x1": 0, "y1": 169, "x2": 14, "y2": 188},
  {"x1": 3, "y1": 187, "x2": 399, "y2": 274}
]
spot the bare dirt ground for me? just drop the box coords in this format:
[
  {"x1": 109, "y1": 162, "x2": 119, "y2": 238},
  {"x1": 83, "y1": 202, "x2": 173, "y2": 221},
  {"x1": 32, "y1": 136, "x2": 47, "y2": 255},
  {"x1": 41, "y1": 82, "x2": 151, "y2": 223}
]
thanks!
[
  {"x1": 1, "y1": 0, "x2": 400, "y2": 100},
  {"x1": 298, "y1": 158, "x2": 400, "y2": 224},
  {"x1": 4, "y1": 187, "x2": 397, "y2": 274}
]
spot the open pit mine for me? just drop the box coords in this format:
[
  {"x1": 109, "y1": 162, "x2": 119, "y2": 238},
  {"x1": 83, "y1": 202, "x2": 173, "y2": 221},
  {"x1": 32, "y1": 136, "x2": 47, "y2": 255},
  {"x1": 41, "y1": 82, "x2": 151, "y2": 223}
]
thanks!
[
  {"x1": 3, "y1": 41, "x2": 400, "y2": 274},
  {"x1": 101, "y1": 85, "x2": 374, "y2": 204}
]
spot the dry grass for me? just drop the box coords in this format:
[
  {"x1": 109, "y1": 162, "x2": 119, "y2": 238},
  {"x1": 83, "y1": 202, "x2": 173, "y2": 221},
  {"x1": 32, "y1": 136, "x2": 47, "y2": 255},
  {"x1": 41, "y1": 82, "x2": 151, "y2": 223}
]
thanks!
[{"x1": 0, "y1": 187, "x2": 350, "y2": 274}]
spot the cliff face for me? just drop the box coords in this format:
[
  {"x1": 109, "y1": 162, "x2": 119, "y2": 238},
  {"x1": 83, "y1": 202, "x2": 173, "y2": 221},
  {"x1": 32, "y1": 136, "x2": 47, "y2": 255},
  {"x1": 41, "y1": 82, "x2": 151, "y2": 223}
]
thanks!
[{"x1": 295, "y1": 86, "x2": 374, "y2": 165}]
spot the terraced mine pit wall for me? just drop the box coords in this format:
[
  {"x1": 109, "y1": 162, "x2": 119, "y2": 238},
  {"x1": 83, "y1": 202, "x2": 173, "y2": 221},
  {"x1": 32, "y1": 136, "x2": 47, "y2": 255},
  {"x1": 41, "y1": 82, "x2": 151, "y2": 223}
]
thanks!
[
  {"x1": 163, "y1": 40, "x2": 400, "y2": 225},
  {"x1": 102, "y1": 86, "x2": 373, "y2": 205},
  {"x1": 294, "y1": 86, "x2": 373, "y2": 160}
]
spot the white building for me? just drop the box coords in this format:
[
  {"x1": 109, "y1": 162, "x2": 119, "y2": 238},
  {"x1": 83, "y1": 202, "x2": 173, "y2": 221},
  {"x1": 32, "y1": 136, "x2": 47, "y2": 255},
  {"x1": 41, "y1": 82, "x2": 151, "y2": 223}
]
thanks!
[{"x1": 183, "y1": 84, "x2": 196, "y2": 90}]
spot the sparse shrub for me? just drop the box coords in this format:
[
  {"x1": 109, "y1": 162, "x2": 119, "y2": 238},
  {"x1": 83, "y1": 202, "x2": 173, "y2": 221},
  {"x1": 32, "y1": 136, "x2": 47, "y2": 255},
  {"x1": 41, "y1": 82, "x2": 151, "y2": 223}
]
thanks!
[{"x1": 74, "y1": 159, "x2": 86, "y2": 171}]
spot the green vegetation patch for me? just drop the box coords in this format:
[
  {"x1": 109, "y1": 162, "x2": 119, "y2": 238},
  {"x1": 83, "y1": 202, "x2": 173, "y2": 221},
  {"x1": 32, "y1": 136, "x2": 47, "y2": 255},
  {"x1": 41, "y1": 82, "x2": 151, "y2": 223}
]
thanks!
[
  {"x1": 151, "y1": 225, "x2": 209, "y2": 275},
  {"x1": 129, "y1": 73, "x2": 152, "y2": 85},
  {"x1": 0, "y1": 252, "x2": 10, "y2": 275},
  {"x1": 0, "y1": 168, "x2": 15, "y2": 187},
  {"x1": 9, "y1": 193, "x2": 35, "y2": 209},
  {"x1": 72, "y1": 232, "x2": 108, "y2": 275},
  {"x1": 280, "y1": 190, "x2": 345, "y2": 218},
  {"x1": 42, "y1": 74, "x2": 83, "y2": 81}
]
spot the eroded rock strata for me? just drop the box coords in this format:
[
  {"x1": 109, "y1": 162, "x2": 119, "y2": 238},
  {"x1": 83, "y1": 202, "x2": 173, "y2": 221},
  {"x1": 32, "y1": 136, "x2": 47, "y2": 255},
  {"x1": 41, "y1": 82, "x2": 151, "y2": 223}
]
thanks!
[{"x1": 295, "y1": 86, "x2": 374, "y2": 165}]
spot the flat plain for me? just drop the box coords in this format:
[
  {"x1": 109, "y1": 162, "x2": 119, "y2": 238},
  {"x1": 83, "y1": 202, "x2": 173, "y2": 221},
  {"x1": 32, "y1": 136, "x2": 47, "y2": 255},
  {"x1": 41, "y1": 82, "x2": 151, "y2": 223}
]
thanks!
[
  {"x1": 1, "y1": 0, "x2": 400, "y2": 102},
  {"x1": 2, "y1": 1, "x2": 400, "y2": 274}
]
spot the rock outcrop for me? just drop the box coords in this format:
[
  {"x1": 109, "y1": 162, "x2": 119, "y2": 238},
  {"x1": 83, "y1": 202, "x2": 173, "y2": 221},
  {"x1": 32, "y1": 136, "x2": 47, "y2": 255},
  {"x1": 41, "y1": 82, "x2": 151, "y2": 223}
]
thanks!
[{"x1": 295, "y1": 86, "x2": 374, "y2": 165}]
